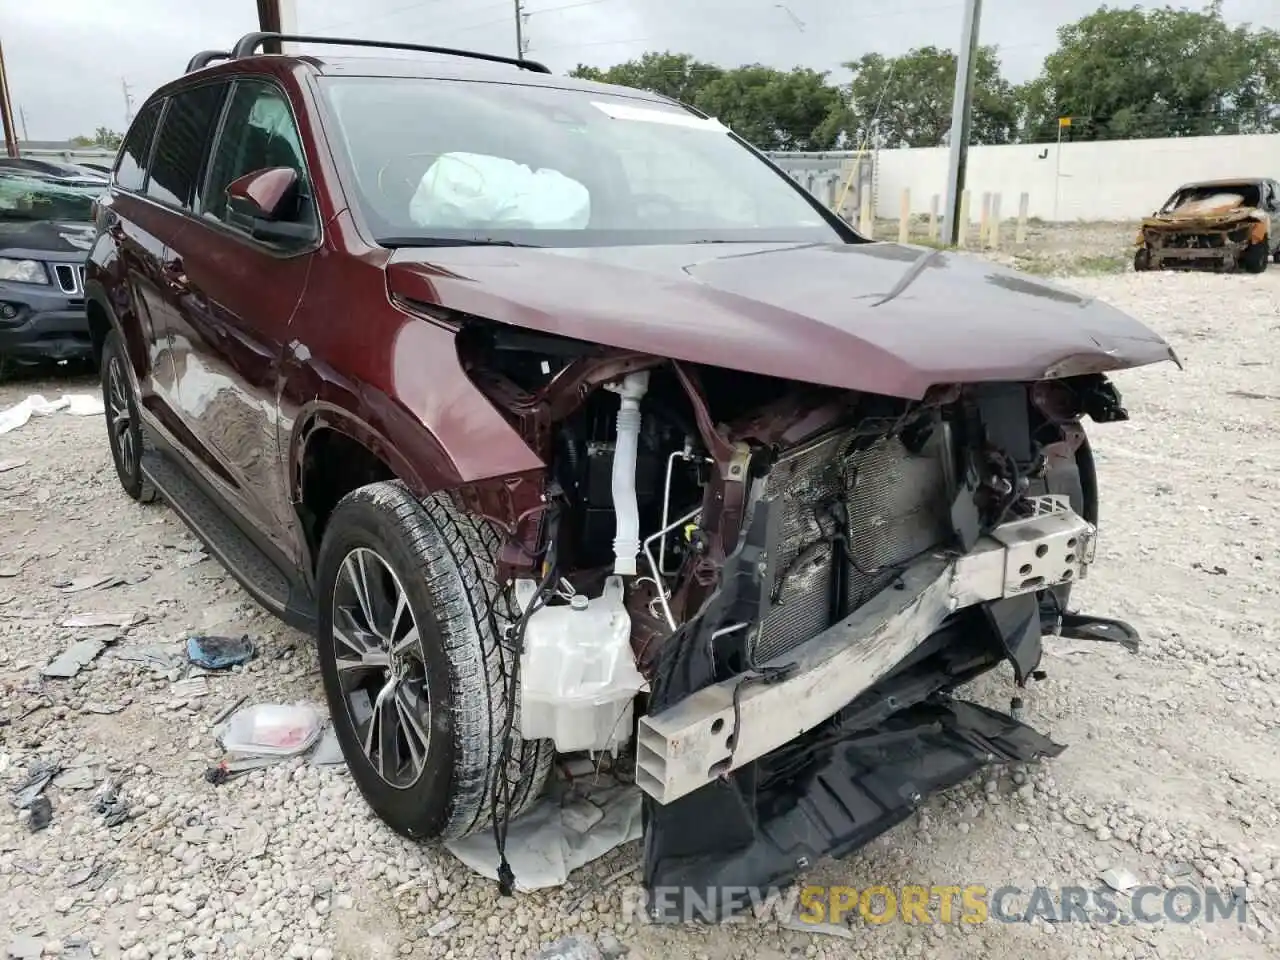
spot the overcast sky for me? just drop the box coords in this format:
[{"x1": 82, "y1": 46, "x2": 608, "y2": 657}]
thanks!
[{"x1": 4, "y1": 0, "x2": 1277, "y2": 141}]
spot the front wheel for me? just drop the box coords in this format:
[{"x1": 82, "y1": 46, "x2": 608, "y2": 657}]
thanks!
[
  {"x1": 100, "y1": 330, "x2": 156, "y2": 503},
  {"x1": 1133, "y1": 247, "x2": 1152, "y2": 272},
  {"x1": 1240, "y1": 242, "x2": 1269, "y2": 274},
  {"x1": 315, "y1": 482, "x2": 553, "y2": 842}
]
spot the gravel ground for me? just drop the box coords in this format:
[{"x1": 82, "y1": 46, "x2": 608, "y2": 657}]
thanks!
[{"x1": 1, "y1": 266, "x2": 1279, "y2": 959}]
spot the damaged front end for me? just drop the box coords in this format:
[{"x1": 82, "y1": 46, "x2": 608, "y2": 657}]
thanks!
[{"x1": 445, "y1": 317, "x2": 1144, "y2": 916}]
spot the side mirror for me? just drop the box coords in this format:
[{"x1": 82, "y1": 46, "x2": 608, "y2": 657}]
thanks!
[{"x1": 225, "y1": 167, "x2": 311, "y2": 242}]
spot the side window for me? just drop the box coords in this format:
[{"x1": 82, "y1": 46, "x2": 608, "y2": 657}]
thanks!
[
  {"x1": 114, "y1": 100, "x2": 163, "y2": 192},
  {"x1": 146, "y1": 83, "x2": 228, "y2": 211},
  {"x1": 203, "y1": 80, "x2": 313, "y2": 231}
]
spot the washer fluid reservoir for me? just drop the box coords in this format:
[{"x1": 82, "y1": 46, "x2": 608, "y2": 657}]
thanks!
[{"x1": 516, "y1": 575, "x2": 646, "y2": 753}]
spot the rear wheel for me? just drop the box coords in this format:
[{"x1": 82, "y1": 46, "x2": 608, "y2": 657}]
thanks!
[
  {"x1": 315, "y1": 482, "x2": 553, "y2": 841},
  {"x1": 1240, "y1": 242, "x2": 1269, "y2": 274},
  {"x1": 100, "y1": 330, "x2": 156, "y2": 503}
]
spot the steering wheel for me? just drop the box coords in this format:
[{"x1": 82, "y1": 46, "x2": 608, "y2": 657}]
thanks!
[{"x1": 374, "y1": 153, "x2": 441, "y2": 206}]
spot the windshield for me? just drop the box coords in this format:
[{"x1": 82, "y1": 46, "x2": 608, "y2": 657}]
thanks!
[
  {"x1": 318, "y1": 76, "x2": 842, "y2": 247},
  {"x1": 0, "y1": 173, "x2": 99, "y2": 223},
  {"x1": 1161, "y1": 182, "x2": 1261, "y2": 213}
]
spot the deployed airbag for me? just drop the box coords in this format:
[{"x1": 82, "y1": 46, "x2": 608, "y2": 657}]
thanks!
[{"x1": 408, "y1": 152, "x2": 591, "y2": 230}]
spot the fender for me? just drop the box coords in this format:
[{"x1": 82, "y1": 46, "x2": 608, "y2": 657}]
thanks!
[{"x1": 84, "y1": 279, "x2": 144, "y2": 383}]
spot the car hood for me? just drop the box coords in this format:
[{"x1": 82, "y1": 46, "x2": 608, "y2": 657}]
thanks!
[
  {"x1": 0, "y1": 219, "x2": 95, "y2": 257},
  {"x1": 386, "y1": 240, "x2": 1177, "y2": 399},
  {"x1": 1143, "y1": 207, "x2": 1266, "y2": 230}
]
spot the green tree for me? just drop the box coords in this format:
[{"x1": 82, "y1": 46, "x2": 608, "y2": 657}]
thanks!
[
  {"x1": 1024, "y1": 1, "x2": 1280, "y2": 141},
  {"x1": 836, "y1": 46, "x2": 1019, "y2": 148},
  {"x1": 691, "y1": 65, "x2": 845, "y2": 151},
  {"x1": 73, "y1": 127, "x2": 122, "y2": 149},
  {"x1": 569, "y1": 52, "x2": 723, "y2": 105}
]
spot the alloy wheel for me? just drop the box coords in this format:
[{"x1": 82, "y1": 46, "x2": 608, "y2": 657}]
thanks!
[
  {"x1": 331, "y1": 547, "x2": 432, "y2": 789},
  {"x1": 107, "y1": 353, "x2": 136, "y2": 478}
]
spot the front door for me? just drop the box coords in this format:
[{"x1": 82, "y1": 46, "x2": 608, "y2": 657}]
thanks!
[{"x1": 166, "y1": 78, "x2": 319, "y2": 561}]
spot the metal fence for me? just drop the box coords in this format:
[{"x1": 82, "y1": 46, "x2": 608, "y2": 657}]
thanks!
[
  {"x1": 765, "y1": 150, "x2": 876, "y2": 220},
  {"x1": 19, "y1": 147, "x2": 116, "y2": 166}
]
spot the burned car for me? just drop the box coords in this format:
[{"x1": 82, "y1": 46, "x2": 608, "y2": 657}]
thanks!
[
  {"x1": 1135, "y1": 177, "x2": 1280, "y2": 273},
  {"x1": 88, "y1": 32, "x2": 1179, "y2": 917}
]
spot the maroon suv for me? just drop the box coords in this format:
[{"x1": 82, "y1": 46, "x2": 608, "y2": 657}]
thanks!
[{"x1": 87, "y1": 32, "x2": 1177, "y2": 914}]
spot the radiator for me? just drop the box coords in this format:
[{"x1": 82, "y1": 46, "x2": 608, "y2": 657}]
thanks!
[{"x1": 751, "y1": 428, "x2": 953, "y2": 665}]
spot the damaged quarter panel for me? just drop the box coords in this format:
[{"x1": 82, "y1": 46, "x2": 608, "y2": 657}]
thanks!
[{"x1": 385, "y1": 241, "x2": 1176, "y2": 400}]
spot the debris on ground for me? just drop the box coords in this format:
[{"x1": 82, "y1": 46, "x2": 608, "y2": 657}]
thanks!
[
  {"x1": 186, "y1": 633, "x2": 255, "y2": 670},
  {"x1": 217, "y1": 703, "x2": 323, "y2": 756},
  {"x1": 0, "y1": 457, "x2": 28, "y2": 473},
  {"x1": 530, "y1": 936, "x2": 604, "y2": 960},
  {"x1": 53, "y1": 573, "x2": 124, "y2": 593},
  {"x1": 91, "y1": 784, "x2": 130, "y2": 828},
  {"x1": 0, "y1": 393, "x2": 104, "y2": 435},
  {"x1": 60, "y1": 611, "x2": 146, "y2": 629},
  {"x1": 106, "y1": 641, "x2": 182, "y2": 670},
  {"x1": 309, "y1": 725, "x2": 345, "y2": 766},
  {"x1": 1099, "y1": 865, "x2": 1141, "y2": 893},
  {"x1": 445, "y1": 775, "x2": 642, "y2": 891},
  {"x1": 41, "y1": 637, "x2": 113, "y2": 679},
  {"x1": 26, "y1": 795, "x2": 52, "y2": 832},
  {"x1": 210, "y1": 694, "x2": 248, "y2": 726},
  {"x1": 11, "y1": 760, "x2": 60, "y2": 809},
  {"x1": 4, "y1": 933, "x2": 44, "y2": 959}
]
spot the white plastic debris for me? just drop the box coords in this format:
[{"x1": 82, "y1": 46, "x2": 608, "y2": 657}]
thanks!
[
  {"x1": 0, "y1": 393, "x2": 104, "y2": 435},
  {"x1": 445, "y1": 782, "x2": 641, "y2": 892},
  {"x1": 217, "y1": 704, "x2": 323, "y2": 756},
  {"x1": 409, "y1": 152, "x2": 590, "y2": 230},
  {"x1": 1099, "y1": 866, "x2": 1141, "y2": 893},
  {"x1": 516, "y1": 576, "x2": 647, "y2": 753}
]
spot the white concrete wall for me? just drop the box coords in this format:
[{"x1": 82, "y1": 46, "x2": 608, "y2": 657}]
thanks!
[{"x1": 873, "y1": 133, "x2": 1280, "y2": 222}]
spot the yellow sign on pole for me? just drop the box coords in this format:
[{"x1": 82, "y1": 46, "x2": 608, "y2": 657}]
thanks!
[{"x1": 1058, "y1": 117, "x2": 1072, "y2": 127}]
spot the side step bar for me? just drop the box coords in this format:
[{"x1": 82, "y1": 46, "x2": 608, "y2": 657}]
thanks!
[{"x1": 141, "y1": 446, "x2": 315, "y2": 632}]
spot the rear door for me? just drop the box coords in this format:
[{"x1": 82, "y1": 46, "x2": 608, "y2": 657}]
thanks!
[
  {"x1": 135, "y1": 82, "x2": 230, "y2": 435},
  {"x1": 165, "y1": 77, "x2": 319, "y2": 561},
  {"x1": 98, "y1": 100, "x2": 182, "y2": 411}
]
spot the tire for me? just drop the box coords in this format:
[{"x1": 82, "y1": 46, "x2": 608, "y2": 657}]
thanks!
[
  {"x1": 1240, "y1": 242, "x2": 1268, "y2": 274},
  {"x1": 0, "y1": 354, "x2": 11, "y2": 383},
  {"x1": 1132, "y1": 247, "x2": 1151, "y2": 272},
  {"x1": 315, "y1": 481, "x2": 554, "y2": 842},
  {"x1": 100, "y1": 330, "x2": 156, "y2": 503}
]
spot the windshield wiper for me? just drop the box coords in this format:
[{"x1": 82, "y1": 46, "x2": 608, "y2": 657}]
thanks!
[{"x1": 376, "y1": 236, "x2": 538, "y2": 248}]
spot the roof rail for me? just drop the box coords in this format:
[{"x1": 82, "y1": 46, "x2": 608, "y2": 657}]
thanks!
[
  {"x1": 227, "y1": 32, "x2": 552, "y2": 74},
  {"x1": 186, "y1": 51, "x2": 232, "y2": 73}
]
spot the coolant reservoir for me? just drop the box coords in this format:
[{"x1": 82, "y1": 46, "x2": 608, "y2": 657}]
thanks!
[{"x1": 516, "y1": 576, "x2": 646, "y2": 753}]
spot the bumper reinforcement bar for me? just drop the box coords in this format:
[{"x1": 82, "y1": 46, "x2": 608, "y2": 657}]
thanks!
[{"x1": 635, "y1": 496, "x2": 1094, "y2": 805}]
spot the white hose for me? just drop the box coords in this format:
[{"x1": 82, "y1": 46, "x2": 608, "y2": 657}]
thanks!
[{"x1": 608, "y1": 370, "x2": 649, "y2": 575}]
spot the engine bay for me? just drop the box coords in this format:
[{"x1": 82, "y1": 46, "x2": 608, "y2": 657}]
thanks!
[{"x1": 454, "y1": 319, "x2": 1131, "y2": 750}]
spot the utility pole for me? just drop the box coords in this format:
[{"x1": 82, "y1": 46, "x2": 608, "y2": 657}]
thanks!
[
  {"x1": 0, "y1": 40, "x2": 19, "y2": 157},
  {"x1": 514, "y1": 0, "x2": 527, "y2": 60},
  {"x1": 943, "y1": 0, "x2": 983, "y2": 245},
  {"x1": 121, "y1": 77, "x2": 135, "y2": 128}
]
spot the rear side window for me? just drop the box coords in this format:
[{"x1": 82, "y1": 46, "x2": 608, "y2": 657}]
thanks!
[
  {"x1": 146, "y1": 83, "x2": 228, "y2": 210},
  {"x1": 203, "y1": 79, "x2": 313, "y2": 229},
  {"x1": 114, "y1": 101, "x2": 163, "y2": 192}
]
